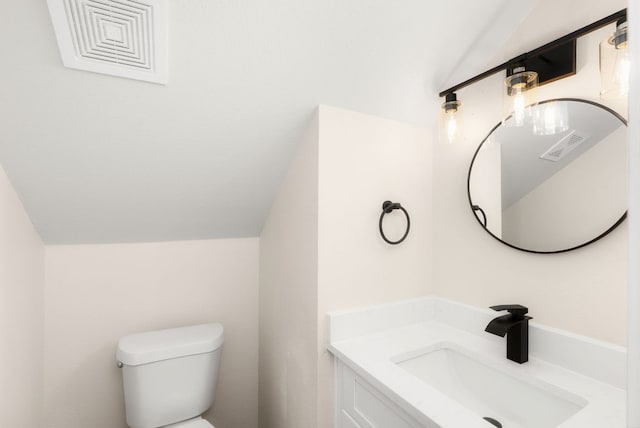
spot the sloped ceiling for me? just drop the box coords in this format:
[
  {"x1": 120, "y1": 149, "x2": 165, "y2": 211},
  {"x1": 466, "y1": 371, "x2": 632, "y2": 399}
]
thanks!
[{"x1": 1, "y1": 0, "x2": 530, "y2": 244}]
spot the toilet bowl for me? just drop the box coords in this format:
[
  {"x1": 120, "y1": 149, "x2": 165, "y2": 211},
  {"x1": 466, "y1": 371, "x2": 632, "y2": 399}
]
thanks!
[{"x1": 117, "y1": 323, "x2": 223, "y2": 428}]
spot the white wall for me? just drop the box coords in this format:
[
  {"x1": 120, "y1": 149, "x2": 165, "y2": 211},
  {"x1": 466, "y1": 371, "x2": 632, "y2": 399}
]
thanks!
[
  {"x1": 433, "y1": 12, "x2": 628, "y2": 345},
  {"x1": 258, "y1": 106, "x2": 432, "y2": 428},
  {"x1": 626, "y1": 0, "x2": 639, "y2": 424},
  {"x1": 316, "y1": 105, "x2": 432, "y2": 428},
  {"x1": 0, "y1": 165, "x2": 45, "y2": 428},
  {"x1": 43, "y1": 238, "x2": 259, "y2": 428},
  {"x1": 259, "y1": 112, "x2": 319, "y2": 428}
]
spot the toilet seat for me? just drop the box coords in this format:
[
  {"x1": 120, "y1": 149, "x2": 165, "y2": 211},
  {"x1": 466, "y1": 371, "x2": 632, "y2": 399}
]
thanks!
[{"x1": 164, "y1": 417, "x2": 214, "y2": 428}]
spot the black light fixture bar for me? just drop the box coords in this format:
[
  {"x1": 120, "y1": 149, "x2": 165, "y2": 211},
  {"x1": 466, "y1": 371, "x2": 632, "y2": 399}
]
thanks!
[
  {"x1": 507, "y1": 39, "x2": 576, "y2": 85},
  {"x1": 438, "y1": 8, "x2": 627, "y2": 98}
]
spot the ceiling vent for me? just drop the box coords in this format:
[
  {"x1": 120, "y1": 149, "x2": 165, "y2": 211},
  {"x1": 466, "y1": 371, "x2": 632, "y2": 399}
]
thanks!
[
  {"x1": 539, "y1": 130, "x2": 589, "y2": 162},
  {"x1": 47, "y1": 0, "x2": 168, "y2": 84}
]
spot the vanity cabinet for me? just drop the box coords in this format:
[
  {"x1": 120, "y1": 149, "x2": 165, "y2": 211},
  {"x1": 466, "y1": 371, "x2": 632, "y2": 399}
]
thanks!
[{"x1": 336, "y1": 360, "x2": 426, "y2": 428}]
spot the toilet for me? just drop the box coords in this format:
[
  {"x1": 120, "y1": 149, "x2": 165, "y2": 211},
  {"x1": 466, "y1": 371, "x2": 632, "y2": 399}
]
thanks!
[{"x1": 116, "y1": 323, "x2": 224, "y2": 428}]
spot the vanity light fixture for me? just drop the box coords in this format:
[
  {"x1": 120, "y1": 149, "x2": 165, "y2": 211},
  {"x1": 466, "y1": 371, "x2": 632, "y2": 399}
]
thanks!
[
  {"x1": 503, "y1": 66, "x2": 538, "y2": 127},
  {"x1": 438, "y1": 9, "x2": 627, "y2": 140},
  {"x1": 600, "y1": 17, "x2": 629, "y2": 98},
  {"x1": 441, "y1": 92, "x2": 462, "y2": 144}
]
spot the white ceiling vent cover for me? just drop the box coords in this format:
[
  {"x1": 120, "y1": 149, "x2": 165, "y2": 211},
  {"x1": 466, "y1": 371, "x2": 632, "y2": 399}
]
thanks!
[
  {"x1": 47, "y1": 0, "x2": 168, "y2": 84},
  {"x1": 539, "y1": 130, "x2": 590, "y2": 162}
]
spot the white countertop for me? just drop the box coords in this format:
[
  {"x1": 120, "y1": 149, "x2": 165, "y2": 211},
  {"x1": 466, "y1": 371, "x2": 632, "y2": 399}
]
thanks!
[{"x1": 328, "y1": 297, "x2": 626, "y2": 428}]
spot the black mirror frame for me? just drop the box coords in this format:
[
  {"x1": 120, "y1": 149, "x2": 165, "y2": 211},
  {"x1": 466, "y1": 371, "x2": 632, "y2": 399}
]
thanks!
[{"x1": 467, "y1": 98, "x2": 628, "y2": 254}]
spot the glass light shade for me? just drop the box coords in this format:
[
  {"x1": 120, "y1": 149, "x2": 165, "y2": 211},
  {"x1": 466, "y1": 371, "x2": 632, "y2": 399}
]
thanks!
[
  {"x1": 532, "y1": 101, "x2": 570, "y2": 136},
  {"x1": 503, "y1": 69, "x2": 538, "y2": 127},
  {"x1": 440, "y1": 97, "x2": 462, "y2": 144},
  {"x1": 600, "y1": 23, "x2": 629, "y2": 98}
]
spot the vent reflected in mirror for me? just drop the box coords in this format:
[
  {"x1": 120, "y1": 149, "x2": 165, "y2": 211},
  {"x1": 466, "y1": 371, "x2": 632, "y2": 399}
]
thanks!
[{"x1": 467, "y1": 99, "x2": 627, "y2": 253}]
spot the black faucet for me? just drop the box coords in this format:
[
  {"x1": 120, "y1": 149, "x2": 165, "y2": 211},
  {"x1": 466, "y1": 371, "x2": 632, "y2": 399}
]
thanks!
[{"x1": 485, "y1": 305, "x2": 532, "y2": 364}]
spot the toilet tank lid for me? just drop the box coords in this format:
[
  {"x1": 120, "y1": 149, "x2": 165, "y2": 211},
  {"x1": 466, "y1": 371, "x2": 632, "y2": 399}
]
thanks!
[{"x1": 117, "y1": 323, "x2": 223, "y2": 366}]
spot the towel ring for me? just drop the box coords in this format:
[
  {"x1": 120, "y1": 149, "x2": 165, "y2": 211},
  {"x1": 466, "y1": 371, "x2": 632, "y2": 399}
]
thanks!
[{"x1": 379, "y1": 201, "x2": 410, "y2": 245}]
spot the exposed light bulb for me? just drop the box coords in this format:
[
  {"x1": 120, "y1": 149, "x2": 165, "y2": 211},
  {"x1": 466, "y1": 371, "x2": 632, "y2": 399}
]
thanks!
[
  {"x1": 616, "y1": 52, "x2": 630, "y2": 95},
  {"x1": 441, "y1": 93, "x2": 461, "y2": 144},
  {"x1": 446, "y1": 110, "x2": 457, "y2": 144},
  {"x1": 512, "y1": 92, "x2": 526, "y2": 126},
  {"x1": 503, "y1": 68, "x2": 538, "y2": 127}
]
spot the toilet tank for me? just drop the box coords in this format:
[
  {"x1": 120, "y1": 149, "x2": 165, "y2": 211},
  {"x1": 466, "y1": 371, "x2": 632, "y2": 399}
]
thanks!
[{"x1": 117, "y1": 323, "x2": 224, "y2": 428}]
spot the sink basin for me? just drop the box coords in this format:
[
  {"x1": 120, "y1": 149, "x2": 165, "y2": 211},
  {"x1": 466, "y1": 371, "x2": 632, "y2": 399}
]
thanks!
[{"x1": 394, "y1": 343, "x2": 587, "y2": 428}]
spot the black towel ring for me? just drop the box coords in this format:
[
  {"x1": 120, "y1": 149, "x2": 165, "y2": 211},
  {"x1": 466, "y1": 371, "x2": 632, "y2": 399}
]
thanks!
[{"x1": 379, "y1": 201, "x2": 410, "y2": 245}]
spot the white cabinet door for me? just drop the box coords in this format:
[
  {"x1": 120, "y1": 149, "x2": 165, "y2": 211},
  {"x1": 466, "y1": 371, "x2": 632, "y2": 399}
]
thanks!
[{"x1": 336, "y1": 360, "x2": 426, "y2": 428}]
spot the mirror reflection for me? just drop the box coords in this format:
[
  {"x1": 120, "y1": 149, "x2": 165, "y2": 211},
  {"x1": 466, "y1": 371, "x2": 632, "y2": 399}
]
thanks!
[{"x1": 468, "y1": 99, "x2": 627, "y2": 253}]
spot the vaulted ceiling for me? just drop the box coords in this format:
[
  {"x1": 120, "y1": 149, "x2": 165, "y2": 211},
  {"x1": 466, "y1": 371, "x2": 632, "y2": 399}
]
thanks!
[{"x1": 2, "y1": 0, "x2": 536, "y2": 244}]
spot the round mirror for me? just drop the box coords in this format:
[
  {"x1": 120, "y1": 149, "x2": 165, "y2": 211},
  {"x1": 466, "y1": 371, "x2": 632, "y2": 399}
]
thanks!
[{"x1": 467, "y1": 98, "x2": 627, "y2": 253}]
